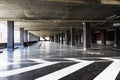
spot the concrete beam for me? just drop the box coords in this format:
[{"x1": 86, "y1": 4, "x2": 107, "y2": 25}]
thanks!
[
  {"x1": 0, "y1": 19, "x2": 119, "y2": 23},
  {"x1": 101, "y1": 0, "x2": 120, "y2": 5},
  {"x1": 39, "y1": 0, "x2": 86, "y2": 3}
]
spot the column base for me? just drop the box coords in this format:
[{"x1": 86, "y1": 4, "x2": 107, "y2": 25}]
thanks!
[
  {"x1": 114, "y1": 44, "x2": 120, "y2": 47},
  {"x1": 7, "y1": 48, "x2": 14, "y2": 51},
  {"x1": 84, "y1": 48, "x2": 91, "y2": 51}
]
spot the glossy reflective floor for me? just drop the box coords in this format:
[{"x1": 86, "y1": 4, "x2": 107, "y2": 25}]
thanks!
[{"x1": 0, "y1": 41, "x2": 120, "y2": 80}]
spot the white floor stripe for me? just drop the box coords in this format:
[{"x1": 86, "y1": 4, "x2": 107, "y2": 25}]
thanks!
[
  {"x1": 0, "y1": 61, "x2": 37, "y2": 66},
  {"x1": 0, "y1": 61, "x2": 19, "y2": 66},
  {"x1": 64, "y1": 58, "x2": 88, "y2": 62},
  {"x1": 30, "y1": 59, "x2": 50, "y2": 63},
  {"x1": 101, "y1": 58, "x2": 120, "y2": 61},
  {"x1": 94, "y1": 60, "x2": 120, "y2": 80},
  {"x1": 0, "y1": 62, "x2": 59, "y2": 77},
  {"x1": 35, "y1": 60, "x2": 94, "y2": 80}
]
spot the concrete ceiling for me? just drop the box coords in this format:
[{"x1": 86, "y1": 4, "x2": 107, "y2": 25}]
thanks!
[{"x1": 0, "y1": 0, "x2": 120, "y2": 36}]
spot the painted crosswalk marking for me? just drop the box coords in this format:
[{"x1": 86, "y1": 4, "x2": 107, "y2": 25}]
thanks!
[
  {"x1": 35, "y1": 59, "x2": 94, "y2": 80},
  {"x1": 64, "y1": 58, "x2": 88, "y2": 62},
  {"x1": 30, "y1": 59, "x2": 50, "y2": 63},
  {"x1": 0, "y1": 59, "x2": 59, "y2": 77},
  {"x1": 94, "y1": 58, "x2": 120, "y2": 80},
  {"x1": 0, "y1": 58, "x2": 120, "y2": 80}
]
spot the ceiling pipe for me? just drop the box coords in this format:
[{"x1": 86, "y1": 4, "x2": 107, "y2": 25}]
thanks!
[
  {"x1": 113, "y1": 23, "x2": 120, "y2": 26},
  {"x1": 91, "y1": 15, "x2": 120, "y2": 27}
]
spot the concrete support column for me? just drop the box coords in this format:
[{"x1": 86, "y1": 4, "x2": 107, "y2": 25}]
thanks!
[
  {"x1": 24, "y1": 30, "x2": 28, "y2": 43},
  {"x1": 91, "y1": 32, "x2": 97, "y2": 43},
  {"x1": 58, "y1": 33, "x2": 60, "y2": 43},
  {"x1": 65, "y1": 31, "x2": 70, "y2": 45},
  {"x1": 36, "y1": 36, "x2": 39, "y2": 41},
  {"x1": 20, "y1": 28, "x2": 24, "y2": 45},
  {"x1": 55, "y1": 34, "x2": 58, "y2": 43},
  {"x1": 38, "y1": 37, "x2": 40, "y2": 41},
  {"x1": 71, "y1": 28, "x2": 76, "y2": 46},
  {"x1": 114, "y1": 28, "x2": 119, "y2": 46},
  {"x1": 50, "y1": 36, "x2": 52, "y2": 41},
  {"x1": 28, "y1": 33, "x2": 32, "y2": 42},
  {"x1": 79, "y1": 34, "x2": 81, "y2": 44},
  {"x1": 24, "y1": 30, "x2": 29, "y2": 46},
  {"x1": 39, "y1": 37, "x2": 41, "y2": 41},
  {"x1": 61, "y1": 32, "x2": 64, "y2": 44},
  {"x1": 49, "y1": 36, "x2": 51, "y2": 41},
  {"x1": 101, "y1": 30, "x2": 106, "y2": 45},
  {"x1": 75, "y1": 35, "x2": 78, "y2": 43},
  {"x1": 83, "y1": 23, "x2": 91, "y2": 50},
  {"x1": 52, "y1": 36, "x2": 54, "y2": 42},
  {"x1": 7, "y1": 21, "x2": 14, "y2": 51},
  {"x1": 91, "y1": 30, "x2": 93, "y2": 43},
  {"x1": 54, "y1": 35, "x2": 56, "y2": 43},
  {"x1": 51, "y1": 36, "x2": 54, "y2": 42}
]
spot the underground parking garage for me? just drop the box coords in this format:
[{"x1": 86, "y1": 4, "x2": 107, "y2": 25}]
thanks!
[{"x1": 0, "y1": 0, "x2": 120, "y2": 80}]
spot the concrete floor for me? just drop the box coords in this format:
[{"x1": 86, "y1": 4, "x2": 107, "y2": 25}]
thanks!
[{"x1": 0, "y1": 41, "x2": 120, "y2": 80}]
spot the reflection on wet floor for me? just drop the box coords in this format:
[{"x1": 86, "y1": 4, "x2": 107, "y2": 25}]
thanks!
[{"x1": 1, "y1": 41, "x2": 120, "y2": 59}]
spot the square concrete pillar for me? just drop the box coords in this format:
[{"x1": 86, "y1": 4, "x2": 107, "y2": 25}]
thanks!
[
  {"x1": 61, "y1": 32, "x2": 64, "y2": 44},
  {"x1": 50, "y1": 36, "x2": 54, "y2": 42},
  {"x1": 114, "y1": 28, "x2": 119, "y2": 46},
  {"x1": 38, "y1": 37, "x2": 40, "y2": 41},
  {"x1": 24, "y1": 30, "x2": 28, "y2": 46},
  {"x1": 20, "y1": 28, "x2": 24, "y2": 45},
  {"x1": 101, "y1": 30, "x2": 106, "y2": 45},
  {"x1": 79, "y1": 34, "x2": 81, "y2": 44},
  {"x1": 65, "y1": 31, "x2": 70, "y2": 45},
  {"x1": 52, "y1": 36, "x2": 54, "y2": 42},
  {"x1": 24, "y1": 30, "x2": 28, "y2": 43},
  {"x1": 83, "y1": 23, "x2": 91, "y2": 50},
  {"x1": 49, "y1": 36, "x2": 52, "y2": 42},
  {"x1": 55, "y1": 34, "x2": 58, "y2": 43},
  {"x1": 71, "y1": 28, "x2": 76, "y2": 46},
  {"x1": 58, "y1": 33, "x2": 60, "y2": 43},
  {"x1": 7, "y1": 21, "x2": 14, "y2": 51},
  {"x1": 54, "y1": 35, "x2": 56, "y2": 43},
  {"x1": 28, "y1": 32, "x2": 32, "y2": 42}
]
